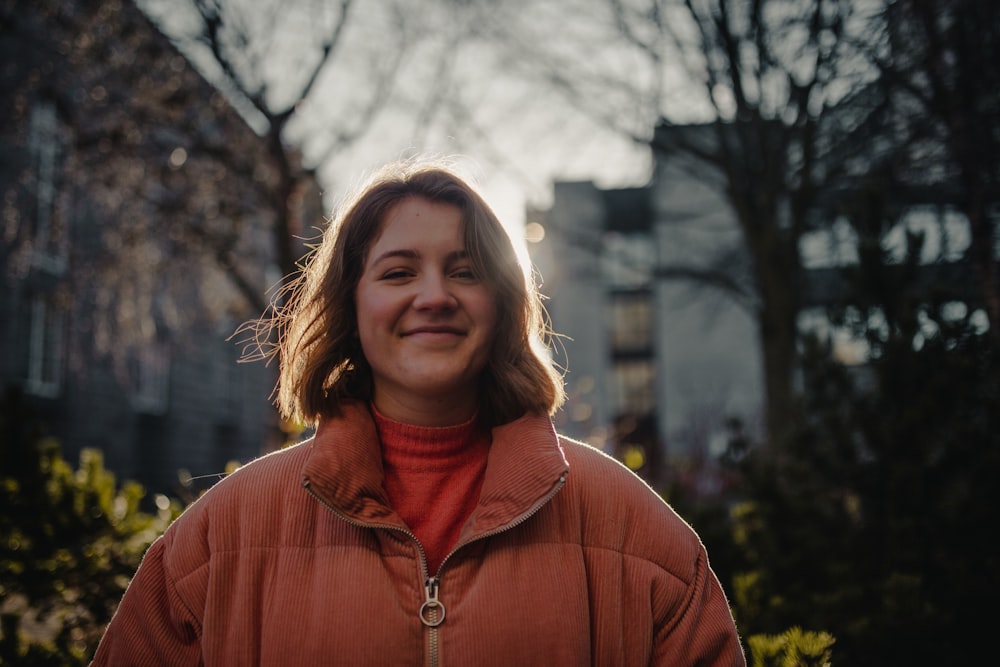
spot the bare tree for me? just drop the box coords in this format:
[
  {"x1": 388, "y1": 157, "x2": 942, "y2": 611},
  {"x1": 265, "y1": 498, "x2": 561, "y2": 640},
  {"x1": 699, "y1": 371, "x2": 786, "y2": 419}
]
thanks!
[
  {"x1": 138, "y1": 0, "x2": 420, "y2": 311},
  {"x1": 474, "y1": 0, "x2": 886, "y2": 442},
  {"x1": 879, "y1": 0, "x2": 1000, "y2": 338},
  {"x1": 4, "y1": 0, "x2": 470, "y2": 362}
]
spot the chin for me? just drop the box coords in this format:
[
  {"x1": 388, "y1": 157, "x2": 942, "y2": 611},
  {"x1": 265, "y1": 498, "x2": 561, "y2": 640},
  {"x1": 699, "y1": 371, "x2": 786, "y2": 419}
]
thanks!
[{"x1": 404, "y1": 370, "x2": 480, "y2": 397}]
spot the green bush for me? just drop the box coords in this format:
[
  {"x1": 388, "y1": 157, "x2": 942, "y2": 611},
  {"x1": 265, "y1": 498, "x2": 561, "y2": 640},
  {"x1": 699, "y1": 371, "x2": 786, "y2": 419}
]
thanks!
[
  {"x1": 747, "y1": 627, "x2": 835, "y2": 667},
  {"x1": 0, "y1": 389, "x2": 181, "y2": 665},
  {"x1": 724, "y1": 324, "x2": 999, "y2": 665}
]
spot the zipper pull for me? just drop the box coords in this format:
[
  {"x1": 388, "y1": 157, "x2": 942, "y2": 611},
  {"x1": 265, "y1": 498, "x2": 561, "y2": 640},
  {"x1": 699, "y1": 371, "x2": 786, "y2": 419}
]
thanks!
[{"x1": 420, "y1": 576, "x2": 446, "y2": 627}]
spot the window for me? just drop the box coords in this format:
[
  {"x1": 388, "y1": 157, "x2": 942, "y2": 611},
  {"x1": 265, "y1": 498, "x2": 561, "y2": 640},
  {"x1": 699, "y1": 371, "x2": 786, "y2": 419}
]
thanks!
[
  {"x1": 213, "y1": 344, "x2": 241, "y2": 423},
  {"x1": 602, "y1": 233, "x2": 655, "y2": 288},
  {"x1": 27, "y1": 101, "x2": 69, "y2": 273},
  {"x1": 609, "y1": 293, "x2": 653, "y2": 353},
  {"x1": 26, "y1": 296, "x2": 64, "y2": 397},
  {"x1": 610, "y1": 358, "x2": 656, "y2": 416},
  {"x1": 132, "y1": 341, "x2": 170, "y2": 415}
]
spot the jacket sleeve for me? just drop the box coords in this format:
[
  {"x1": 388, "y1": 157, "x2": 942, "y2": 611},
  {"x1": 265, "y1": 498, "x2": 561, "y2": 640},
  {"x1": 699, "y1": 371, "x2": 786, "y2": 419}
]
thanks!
[
  {"x1": 89, "y1": 532, "x2": 203, "y2": 667},
  {"x1": 651, "y1": 546, "x2": 746, "y2": 667}
]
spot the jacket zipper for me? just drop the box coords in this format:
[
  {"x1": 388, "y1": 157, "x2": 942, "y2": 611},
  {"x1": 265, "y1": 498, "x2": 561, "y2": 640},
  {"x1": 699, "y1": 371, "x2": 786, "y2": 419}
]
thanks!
[
  {"x1": 304, "y1": 472, "x2": 567, "y2": 666},
  {"x1": 421, "y1": 576, "x2": 443, "y2": 666},
  {"x1": 303, "y1": 482, "x2": 440, "y2": 663},
  {"x1": 431, "y1": 471, "x2": 568, "y2": 577},
  {"x1": 419, "y1": 471, "x2": 567, "y2": 666}
]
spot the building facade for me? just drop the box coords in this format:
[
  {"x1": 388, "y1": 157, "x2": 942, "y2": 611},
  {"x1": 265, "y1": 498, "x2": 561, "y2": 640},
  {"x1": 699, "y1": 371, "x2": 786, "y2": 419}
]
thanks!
[
  {"x1": 530, "y1": 116, "x2": 995, "y2": 489},
  {"x1": 1, "y1": 0, "x2": 316, "y2": 497},
  {"x1": 530, "y1": 170, "x2": 761, "y2": 488}
]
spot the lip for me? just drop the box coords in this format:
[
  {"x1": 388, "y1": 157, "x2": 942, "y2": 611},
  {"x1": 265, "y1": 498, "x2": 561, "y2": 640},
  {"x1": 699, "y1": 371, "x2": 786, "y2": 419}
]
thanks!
[{"x1": 402, "y1": 326, "x2": 466, "y2": 337}]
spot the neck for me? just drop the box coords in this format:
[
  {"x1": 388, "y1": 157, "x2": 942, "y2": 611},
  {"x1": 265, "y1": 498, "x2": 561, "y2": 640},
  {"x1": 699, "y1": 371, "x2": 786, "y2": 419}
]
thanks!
[{"x1": 371, "y1": 387, "x2": 479, "y2": 427}]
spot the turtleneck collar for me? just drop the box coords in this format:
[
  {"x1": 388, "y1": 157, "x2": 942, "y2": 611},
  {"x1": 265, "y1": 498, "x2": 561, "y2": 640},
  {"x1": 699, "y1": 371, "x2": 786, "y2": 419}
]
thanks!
[
  {"x1": 303, "y1": 401, "x2": 569, "y2": 538},
  {"x1": 371, "y1": 403, "x2": 486, "y2": 471}
]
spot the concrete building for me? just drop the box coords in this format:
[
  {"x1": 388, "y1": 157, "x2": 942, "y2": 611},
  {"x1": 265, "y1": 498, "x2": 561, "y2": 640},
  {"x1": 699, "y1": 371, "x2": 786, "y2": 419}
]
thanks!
[
  {"x1": 1, "y1": 0, "x2": 318, "y2": 498},
  {"x1": 529, "y1": 117, "x2": 994, "y2": 489},
  {"x1": 530, "y1": 166, "x2": 761, "y2": 488}
]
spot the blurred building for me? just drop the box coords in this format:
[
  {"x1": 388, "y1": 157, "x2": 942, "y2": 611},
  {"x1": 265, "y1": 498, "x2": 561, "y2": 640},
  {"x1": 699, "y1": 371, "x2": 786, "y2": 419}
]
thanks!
[
  {"x1": 529, "y1": 156, "x2": 760, "y2": 490},
  {"x1": 529, "y1": 121, "x2": 993, "y2": 489},
  {"x1": 1, "y1": 1, "x2": 320, "y2": 497}
]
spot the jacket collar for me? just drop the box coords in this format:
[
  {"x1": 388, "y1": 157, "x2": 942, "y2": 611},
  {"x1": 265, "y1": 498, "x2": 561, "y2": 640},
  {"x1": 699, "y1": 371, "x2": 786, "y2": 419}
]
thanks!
[{"x1": 302, "y1": 401, "x2": 569, "y2": 539}]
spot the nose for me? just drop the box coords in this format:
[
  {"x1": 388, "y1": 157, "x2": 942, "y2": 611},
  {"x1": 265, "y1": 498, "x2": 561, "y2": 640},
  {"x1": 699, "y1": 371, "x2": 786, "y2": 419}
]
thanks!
[{"x1": 413, "y1": 272, "x2": 458, "y2": 311}]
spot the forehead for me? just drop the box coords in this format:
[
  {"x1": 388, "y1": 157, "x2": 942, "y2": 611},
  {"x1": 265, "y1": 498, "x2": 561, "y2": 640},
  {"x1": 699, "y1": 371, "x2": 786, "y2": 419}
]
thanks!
[{"x1": 367, "y1": 197, "x2": 465, "y2": 254}]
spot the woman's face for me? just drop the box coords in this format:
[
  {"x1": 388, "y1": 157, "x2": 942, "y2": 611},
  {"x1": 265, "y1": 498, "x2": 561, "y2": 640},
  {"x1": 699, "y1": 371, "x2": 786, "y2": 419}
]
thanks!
[{"x1": 354, "y1": 196, "x2": 498, "y2": 424}]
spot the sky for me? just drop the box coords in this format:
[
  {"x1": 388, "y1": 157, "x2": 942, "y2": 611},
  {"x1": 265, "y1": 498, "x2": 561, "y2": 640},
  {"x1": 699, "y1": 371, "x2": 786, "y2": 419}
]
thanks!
[
  {"x1": 137, "y1": 0, "x2": 660, "y2": 256},
  {"x1": 308, "y1": 128, "x2": 652, "y2": 255}
]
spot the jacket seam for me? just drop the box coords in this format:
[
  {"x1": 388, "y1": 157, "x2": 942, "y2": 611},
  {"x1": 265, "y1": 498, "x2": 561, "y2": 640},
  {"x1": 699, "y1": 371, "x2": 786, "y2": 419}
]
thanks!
[
  {"x1": 163, "y1": 540, "x2": 207, "y2": 636},
  {"x1": 654, "y1": 548, "x2": 708, "y2": 641},
  {"x1": 579, "y1": 543, "x2": 695, "y2": 586}
]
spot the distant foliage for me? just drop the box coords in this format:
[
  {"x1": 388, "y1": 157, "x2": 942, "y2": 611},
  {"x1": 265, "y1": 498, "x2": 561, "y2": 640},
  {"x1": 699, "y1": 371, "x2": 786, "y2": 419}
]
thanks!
[
  {"x1": 747, "y1": 627, "x2": 835, "y2": 667},
  {"x1": 725, "y1": 321, "x2": 1000, "y2": 666},
  {"x1": 0, "y1": 389, "x2": 181, "y2": 666}
]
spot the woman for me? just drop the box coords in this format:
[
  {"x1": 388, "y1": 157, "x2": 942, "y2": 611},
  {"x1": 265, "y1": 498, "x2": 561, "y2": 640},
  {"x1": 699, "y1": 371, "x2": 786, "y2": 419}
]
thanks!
[{"x1": 92, "y1": 159, "x2": 745, "y2": 666}]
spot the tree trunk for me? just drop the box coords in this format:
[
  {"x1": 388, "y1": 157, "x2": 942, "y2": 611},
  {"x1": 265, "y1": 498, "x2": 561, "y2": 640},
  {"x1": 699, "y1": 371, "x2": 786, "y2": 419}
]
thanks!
[{"x1": 757, "y1": 262, "x2": 801, "y2": 444}]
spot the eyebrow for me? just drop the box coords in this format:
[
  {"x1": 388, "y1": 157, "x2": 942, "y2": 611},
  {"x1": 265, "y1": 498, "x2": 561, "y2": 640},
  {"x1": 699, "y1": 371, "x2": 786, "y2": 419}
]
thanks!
[{"x1": 369, "y1": 248, "x2": 469, "y2": 266}]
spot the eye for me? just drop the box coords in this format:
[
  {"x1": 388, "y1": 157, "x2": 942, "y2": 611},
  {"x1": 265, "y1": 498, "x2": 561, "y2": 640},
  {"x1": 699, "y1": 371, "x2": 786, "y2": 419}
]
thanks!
[
  {"x1": 450, "y1": 267, "x2": 478, "y2": 280},
  {"x1": 379, "y1": 268, "x2": 414, "y2": 280}
]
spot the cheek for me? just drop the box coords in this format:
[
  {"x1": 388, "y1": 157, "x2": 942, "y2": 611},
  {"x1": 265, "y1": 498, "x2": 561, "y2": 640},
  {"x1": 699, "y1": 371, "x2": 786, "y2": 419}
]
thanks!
[
  {"x1": 355, "y1": 287, "x2": 407, "y2": 341},
  {"x1": 475, "y1": 294, "x2": 501, "y2": 343},
  {"x1": 353, "y1": 288, "x2": 384, "y2": 348}
]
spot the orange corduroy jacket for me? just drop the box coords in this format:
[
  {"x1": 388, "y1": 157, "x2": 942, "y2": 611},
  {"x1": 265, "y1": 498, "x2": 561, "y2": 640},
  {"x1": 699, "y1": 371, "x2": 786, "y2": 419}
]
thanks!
[{"x1": 91, "y1": 402, "x2": 745, "y2": 666}]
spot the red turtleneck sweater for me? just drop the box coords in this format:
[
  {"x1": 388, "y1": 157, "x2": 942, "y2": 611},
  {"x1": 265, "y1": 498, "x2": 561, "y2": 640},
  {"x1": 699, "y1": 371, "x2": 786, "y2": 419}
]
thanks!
[{"x1": 373, "y1": 407, "x2": 491, "y2": 574}]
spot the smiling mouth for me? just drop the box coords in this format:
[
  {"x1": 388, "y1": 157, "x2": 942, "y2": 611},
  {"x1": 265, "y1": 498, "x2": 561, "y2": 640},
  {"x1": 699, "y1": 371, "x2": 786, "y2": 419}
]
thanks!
[{"x1": 402, "y1": 327, "x2": 466, "y2": 339}]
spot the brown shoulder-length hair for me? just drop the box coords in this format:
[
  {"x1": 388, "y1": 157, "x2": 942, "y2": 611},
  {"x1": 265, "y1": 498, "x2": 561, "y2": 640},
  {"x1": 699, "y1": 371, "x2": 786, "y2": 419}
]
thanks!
[{"x1": 249, "y1": 159, "x2": 565, "y2": 427}]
